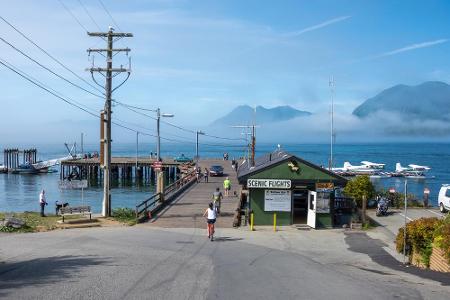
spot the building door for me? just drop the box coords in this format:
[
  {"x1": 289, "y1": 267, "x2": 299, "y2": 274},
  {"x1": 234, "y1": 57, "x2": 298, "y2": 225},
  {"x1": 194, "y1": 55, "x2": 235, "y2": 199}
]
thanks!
[
  {"x1": 307, "y1": 191, "x2": 317, "y2": 228},
  {"x1": 292, "y1": 189, "x2": 308, "y2": 224}
]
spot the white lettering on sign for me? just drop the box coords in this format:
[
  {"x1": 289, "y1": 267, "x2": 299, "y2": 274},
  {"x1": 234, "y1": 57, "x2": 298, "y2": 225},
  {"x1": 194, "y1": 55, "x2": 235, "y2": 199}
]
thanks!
[
  {"x1": 247, "y1": 179, "x2": 291, "y2": 189},
  {"x1": 264, "y1": 190, "x2": 291, "y2": 212}
]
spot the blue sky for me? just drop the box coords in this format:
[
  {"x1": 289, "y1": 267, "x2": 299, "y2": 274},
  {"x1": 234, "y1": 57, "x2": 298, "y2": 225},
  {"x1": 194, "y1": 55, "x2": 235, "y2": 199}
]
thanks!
[{"x1": 1, "y1": 0, "x2": 450, "y2": 143}]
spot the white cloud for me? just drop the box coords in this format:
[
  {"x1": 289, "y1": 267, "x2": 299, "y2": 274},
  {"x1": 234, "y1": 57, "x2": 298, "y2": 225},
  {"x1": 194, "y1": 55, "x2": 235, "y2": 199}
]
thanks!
[
  {"x1": 283, "y1": 16, "x2": 351, "y2": 37},
  {"x1": 377, "y1": 39, "x2": 448, "y2": 58}
]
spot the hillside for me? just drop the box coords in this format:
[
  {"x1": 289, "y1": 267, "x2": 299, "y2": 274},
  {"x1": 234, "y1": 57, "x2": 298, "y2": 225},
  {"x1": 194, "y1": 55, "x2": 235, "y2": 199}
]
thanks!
[
  {"x1": 353, "y1": 81, "x2": 450, "y2": 120},
  {"x1": 211, "y1": 105, "x2": 311, "y2": 126}
]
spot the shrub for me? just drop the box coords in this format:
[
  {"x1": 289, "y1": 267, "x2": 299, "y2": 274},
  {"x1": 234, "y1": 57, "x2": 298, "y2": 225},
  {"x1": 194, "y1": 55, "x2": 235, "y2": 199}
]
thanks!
[
  {"x1": 433, "y1": 215, "x2": 450, "y2": 263},
  {"x1": 396, "y1": 217, "x2": 440, "y2": 267},
  {"x1": 112, "y1": 208, "x2": 136, "y2": 225},
  {"x1": 343, "y1": 176, "x2": 375, "y2": 207}
]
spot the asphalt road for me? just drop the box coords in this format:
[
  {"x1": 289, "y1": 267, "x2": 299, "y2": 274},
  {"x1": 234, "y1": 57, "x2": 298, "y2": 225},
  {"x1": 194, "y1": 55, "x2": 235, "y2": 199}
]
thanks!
[{"x1": 0, "y1": 226, "x2": 449, "y2": 300}]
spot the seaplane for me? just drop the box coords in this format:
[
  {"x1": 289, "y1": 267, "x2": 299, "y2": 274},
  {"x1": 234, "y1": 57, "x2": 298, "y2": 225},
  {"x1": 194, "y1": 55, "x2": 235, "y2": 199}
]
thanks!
[
  {"x1": 332, "y1": 161, "x2": 385, "y2": 174},
  {"x1": 394, "y1": 163, "x2": 431, "y2": 178}
]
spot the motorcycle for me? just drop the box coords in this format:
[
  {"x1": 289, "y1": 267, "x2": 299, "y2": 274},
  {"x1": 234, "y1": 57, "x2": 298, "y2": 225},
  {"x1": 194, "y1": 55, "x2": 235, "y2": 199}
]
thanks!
[{"x1": 376, "y1": 196, "x2": 389, "y2": 216}]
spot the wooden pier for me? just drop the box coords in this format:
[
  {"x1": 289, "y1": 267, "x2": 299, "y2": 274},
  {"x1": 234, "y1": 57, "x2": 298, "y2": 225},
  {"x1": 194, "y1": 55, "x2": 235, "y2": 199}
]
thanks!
[
  {"x1": 2, "y1": 148, "x2": 37, "y2": 172},
  {"x1": 142, "y1": 159, "x2": 241, "y2": 228},
  {"x1": 60, "y1": 157, "x2": 185, "y2": 183}
]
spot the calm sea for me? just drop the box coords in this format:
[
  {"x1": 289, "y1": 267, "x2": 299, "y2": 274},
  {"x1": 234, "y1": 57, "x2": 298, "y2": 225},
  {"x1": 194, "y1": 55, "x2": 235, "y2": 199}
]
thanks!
[{"x1": 1, "y1": 142, "x2": 449, "y2": 213}]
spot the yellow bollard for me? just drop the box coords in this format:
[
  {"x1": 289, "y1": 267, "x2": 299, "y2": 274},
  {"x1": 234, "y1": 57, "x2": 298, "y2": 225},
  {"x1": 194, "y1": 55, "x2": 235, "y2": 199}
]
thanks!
[
  {"x1": 273, "y1": 213, "x2": 277, "y2": 232},
  {"x1": 250, "y1": 212, "x2": 254, "y2": 231}
]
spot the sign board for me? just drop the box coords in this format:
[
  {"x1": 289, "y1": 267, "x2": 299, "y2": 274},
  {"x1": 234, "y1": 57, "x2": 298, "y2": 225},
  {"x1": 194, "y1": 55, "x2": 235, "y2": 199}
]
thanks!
[
  {"x1": 152, "y1": 161, "x2": 163, "y2": 171},
  {"x1": 389, "y1": 187, "x2": 396, "y2": 193},
  {"x1": 424, "y1": 188, "x2": 430, "y2": 194},
  {"x1": 264, "y1": 190, "x2": 291, "y2": 212},
  {"x1": 247, "y1": 179, "x2": 291, "y2": 189},
  {"x1": 59, "y1": 180, "x2": 88, "y2": 189},
  {"x1": 316, "y1": 182, "x2": 334, "y2": 190}
]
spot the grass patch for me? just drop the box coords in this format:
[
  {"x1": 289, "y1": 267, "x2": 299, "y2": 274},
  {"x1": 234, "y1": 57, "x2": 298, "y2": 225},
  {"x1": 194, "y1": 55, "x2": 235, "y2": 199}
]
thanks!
[
  {"x1": 111, "y1": 208, "x2": 136, "y2": 226},
  {"x1": 0, "y1": 211, "x2": 63, "y2": 233}
]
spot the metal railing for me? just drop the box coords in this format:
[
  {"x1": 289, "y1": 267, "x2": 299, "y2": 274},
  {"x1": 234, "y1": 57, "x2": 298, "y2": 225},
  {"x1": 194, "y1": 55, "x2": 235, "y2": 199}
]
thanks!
[
  {"x1": 164, "y1": 169, "x2": 197, "y2": 196},
  {"x1": 135, "y1": 168, "x2": 198, "y2": 221},
  {"x1": 135, "y1": 193, "x2": 161, "y2": 219}
]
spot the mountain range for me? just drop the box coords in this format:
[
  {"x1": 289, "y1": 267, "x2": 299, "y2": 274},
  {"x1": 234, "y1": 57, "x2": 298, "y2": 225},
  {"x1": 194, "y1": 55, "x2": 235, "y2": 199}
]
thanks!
[
  {"x1": 353, "y1": 81, "x2": 450, "y2": 121},
  {"x1": 211, "y1": 105, "x2": 311, "y2": 126}
]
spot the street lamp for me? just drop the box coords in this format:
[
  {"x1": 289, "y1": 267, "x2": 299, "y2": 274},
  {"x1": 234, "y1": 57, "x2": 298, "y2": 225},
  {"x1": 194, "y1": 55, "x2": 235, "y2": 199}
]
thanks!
[
  {"x1": 156, "y1": 108, "x2": 174, "y2": 161},
  {"x1": 196, "y1": 130, "x2": 205, "y2": 163}
]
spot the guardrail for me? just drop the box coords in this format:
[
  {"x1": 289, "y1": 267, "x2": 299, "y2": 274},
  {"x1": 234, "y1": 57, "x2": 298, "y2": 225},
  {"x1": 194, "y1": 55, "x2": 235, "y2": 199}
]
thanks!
[
  {"x1": 135, "y1": 169, "x2": 198, "y2": 222},
  {"x1": 135, "y1": 193, "x2": 161, "y2": 219}
]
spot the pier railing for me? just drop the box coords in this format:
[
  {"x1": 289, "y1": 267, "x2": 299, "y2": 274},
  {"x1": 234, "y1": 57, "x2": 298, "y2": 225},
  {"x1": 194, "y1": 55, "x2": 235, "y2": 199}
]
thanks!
[
  {"x1": 135, "y1": 193, "x2": 161, "y2": 219},
  {"x1": 135, "y1": 169, "x2": 198, "y2": 222}
]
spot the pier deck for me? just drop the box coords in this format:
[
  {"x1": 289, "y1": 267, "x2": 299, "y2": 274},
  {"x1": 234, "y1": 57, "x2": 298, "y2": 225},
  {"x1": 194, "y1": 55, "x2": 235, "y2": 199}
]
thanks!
[
  {"x1": 146, "y1": 159, "x2": 240, "y2": 228},
  {"x1": 61, "y1": 157, "x2": 182, "y2": 167}
]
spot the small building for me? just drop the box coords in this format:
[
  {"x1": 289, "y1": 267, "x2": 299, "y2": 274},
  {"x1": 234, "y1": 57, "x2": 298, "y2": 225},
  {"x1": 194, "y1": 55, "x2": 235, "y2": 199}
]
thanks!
[{"x1": 238, "y1": 150, "x2": 352, "y2": 228}]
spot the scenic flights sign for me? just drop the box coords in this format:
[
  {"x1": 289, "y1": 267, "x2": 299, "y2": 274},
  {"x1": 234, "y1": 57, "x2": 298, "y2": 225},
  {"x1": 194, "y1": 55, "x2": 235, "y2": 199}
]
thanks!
[{"x1": 247, "y1": 179, "x2": 291, "y2": 189}]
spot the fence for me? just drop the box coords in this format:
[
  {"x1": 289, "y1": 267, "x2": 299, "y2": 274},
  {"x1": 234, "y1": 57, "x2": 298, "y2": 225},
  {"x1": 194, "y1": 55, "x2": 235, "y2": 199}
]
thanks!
[{"x1": 135, "y1": 169, "x2": 197, "y2": 222}]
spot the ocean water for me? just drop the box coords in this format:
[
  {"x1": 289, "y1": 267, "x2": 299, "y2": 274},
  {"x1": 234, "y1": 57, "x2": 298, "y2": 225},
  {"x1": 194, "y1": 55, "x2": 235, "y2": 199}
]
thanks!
[{"x1": 0, "y1": 142, "x2": 449, "y2": 213}]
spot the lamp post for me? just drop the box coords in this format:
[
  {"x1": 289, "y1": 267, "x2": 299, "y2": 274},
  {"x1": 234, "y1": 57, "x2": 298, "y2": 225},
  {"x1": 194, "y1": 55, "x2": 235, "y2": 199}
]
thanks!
[
  {"x1": 196, "y1": 131, "x2": 205, "y2": 163},
  {"x1": 156, "y1": 108, "x2": 174, "y2": 161},
  {"x1": 403, "y1": 180, "x2": 408, "y2": 265}
]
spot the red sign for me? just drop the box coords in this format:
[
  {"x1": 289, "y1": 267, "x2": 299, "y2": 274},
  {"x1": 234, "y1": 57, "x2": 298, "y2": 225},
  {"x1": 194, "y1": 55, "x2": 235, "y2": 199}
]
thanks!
[
  {"x1": 389, "y1": 187, "x2": 396, "y2": 193},
  {"x1": 152, "y1": 161, "x2": 163, "y2": 168}
]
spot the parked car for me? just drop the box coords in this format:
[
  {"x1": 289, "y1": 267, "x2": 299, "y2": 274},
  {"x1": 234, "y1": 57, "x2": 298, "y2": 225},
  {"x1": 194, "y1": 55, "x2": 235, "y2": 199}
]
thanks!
[
  {"x1": 438, "y1": 184, "x2": 450, "y2": 212},
  {"x1": 209, "y1": 165, "x2": 224, "y2": 177},
  {"x1": 174, "y1": 154, "x2": 192, "y2": 163}
]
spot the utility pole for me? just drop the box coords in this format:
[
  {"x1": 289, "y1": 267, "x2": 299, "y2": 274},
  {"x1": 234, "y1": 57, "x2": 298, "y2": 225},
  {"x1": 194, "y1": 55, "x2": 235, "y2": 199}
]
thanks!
[
  {"x1": 196, "y1": 131, "x2": 205, "y2": 163},
  {"x1": 232, "y1": 124, "x2": 259, "y2": 166},
  {"x1": 329, "y1": 76, "x2": 335, "y2": 171},
  {"x1": 155, "y1": 108, "x2": 174, "y2": 162},
  {"x1": 87, "y1": 26, "x2": 133, "y2": 217},
  {"x1": 156, "y1": 108, "x2": 161, "y2": 161}
]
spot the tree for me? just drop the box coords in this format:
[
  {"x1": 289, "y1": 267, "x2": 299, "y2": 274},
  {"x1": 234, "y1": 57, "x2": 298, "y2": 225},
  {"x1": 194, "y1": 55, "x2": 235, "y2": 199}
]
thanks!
[{"x1": 343, "y1": 175, "x2": 375, "y2": 208}]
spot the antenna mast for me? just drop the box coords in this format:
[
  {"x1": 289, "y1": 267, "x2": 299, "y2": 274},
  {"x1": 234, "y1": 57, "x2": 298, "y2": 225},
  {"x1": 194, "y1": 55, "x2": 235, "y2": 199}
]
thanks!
[{"x1": 329, "y1": 76, "x2": 335, "y2": 171}]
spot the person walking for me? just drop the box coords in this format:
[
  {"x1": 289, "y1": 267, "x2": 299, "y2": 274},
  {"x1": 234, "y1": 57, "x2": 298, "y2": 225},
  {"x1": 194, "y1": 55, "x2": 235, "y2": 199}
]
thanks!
[
  {"x1": 196, "y1": 166, "x2": 201, "y2": 183},
  {"x1": 203, "y1": 202, "x2": 217, "y2": 241},
  {"x1": 39, "y1": 189, "x2": 48, "y2": 217},
  {"x1": 223, "y1": 177, "x2": 231, "y2": 197},
  {"x1": 212, "y1": 187, "x2": 223, "y2": 214},
  {"x1": 203, "y1": 168, "x2": 209, "y2": 183}
]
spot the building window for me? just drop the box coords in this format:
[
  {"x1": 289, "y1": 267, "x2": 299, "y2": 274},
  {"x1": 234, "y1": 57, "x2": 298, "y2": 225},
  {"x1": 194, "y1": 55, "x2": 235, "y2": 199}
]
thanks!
[{"x1": 316, "y1": 191, "x2": 330, "y2": 213}]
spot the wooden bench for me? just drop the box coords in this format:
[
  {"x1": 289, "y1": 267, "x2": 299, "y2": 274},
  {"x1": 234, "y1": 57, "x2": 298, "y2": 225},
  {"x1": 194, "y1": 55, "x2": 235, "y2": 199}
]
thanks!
[{"x1": 60, "y1": 206, "x2": 92, "y2": 222}]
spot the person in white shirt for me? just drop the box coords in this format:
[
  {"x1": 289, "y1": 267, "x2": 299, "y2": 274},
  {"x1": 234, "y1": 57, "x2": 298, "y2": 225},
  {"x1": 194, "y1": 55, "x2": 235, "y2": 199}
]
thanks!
[
  {"x1": 39, "y1": 189, "x2": 48, "y2": 217},
  {"x1": 203, "y1": 202, "x2": 217, "y2": 241}
]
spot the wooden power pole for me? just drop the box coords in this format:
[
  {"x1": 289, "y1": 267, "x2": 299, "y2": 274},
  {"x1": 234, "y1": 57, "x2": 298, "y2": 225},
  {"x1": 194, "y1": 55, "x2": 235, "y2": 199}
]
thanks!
[{"x1": 87, "y1": 27, "x2": 133, "y2": 217}]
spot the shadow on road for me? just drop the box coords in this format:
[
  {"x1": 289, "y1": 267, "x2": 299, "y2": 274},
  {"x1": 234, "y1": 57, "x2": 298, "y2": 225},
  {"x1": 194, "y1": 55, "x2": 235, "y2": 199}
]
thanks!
[
  {"x1": 213, "y1": 236, "x2": 243, "y2": 242},
  {"x1": 0, "y1": 255, "x2": 110, "y2": 297},
  {"x1": 345, "y1": 232, "x2": 450, "y2": 286}
]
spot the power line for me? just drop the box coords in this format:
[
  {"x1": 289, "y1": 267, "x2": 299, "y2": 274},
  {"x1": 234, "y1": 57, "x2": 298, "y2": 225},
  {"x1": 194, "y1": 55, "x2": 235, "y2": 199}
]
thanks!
[
  {"x1": 57, "y1": 0, "x2": 89, "y2": 32},
  {"x1": 0, "y1": 57, "x2": 99, "y2": 118},
  {"x1": 0, "y1": 35, "x2": 104, "y2": 100},
  {"x1": 0, "y1": 15, "x2": 104, "y2": 95},
  {"x1": 77, "y1": 0, "x2": 102, "y2": 31},
  {"x1": 97, "y1": 0, "x2": 122, "y2": 31}
]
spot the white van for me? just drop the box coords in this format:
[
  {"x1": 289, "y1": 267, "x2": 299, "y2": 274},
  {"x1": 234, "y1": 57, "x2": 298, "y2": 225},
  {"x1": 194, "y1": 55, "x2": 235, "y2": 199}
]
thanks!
[{"x1": 438, "y1": 184, "x2": 450, "y2": 213}]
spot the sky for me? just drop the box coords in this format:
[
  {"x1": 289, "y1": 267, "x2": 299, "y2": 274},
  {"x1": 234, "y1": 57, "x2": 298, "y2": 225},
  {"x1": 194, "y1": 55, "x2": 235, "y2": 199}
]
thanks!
[{"x1": 1, "y1": 0, "x2": 450, "y2": 145}]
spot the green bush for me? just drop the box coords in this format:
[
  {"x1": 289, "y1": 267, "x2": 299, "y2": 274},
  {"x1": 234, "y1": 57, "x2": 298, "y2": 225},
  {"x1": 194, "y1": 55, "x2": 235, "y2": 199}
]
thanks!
[
  {"x1": 112, "y1": 208, "x2": 136, "y2": 225},
  {"x1": 433, "y1": 215, "x2": 450, "y2": 263},
  {"x1": 377, "y1": 189, "x2": 423, "y2": 208},
  {"x1": 396, "y1": 217, "x2": 440, "y2": 267},
  {"x1": 343, "y1": 176, "x2": 375, "y2": 207}
]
